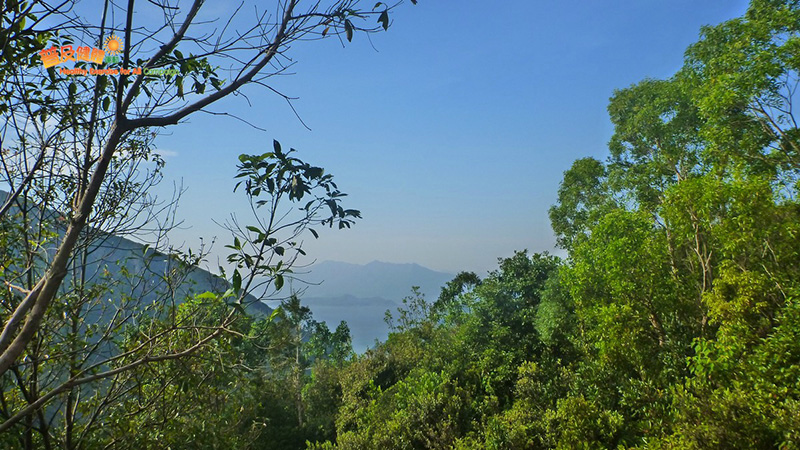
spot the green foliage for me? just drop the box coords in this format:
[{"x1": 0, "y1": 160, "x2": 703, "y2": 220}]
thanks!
[
  {"x1": 433, "y1": 271, "x2": 481, "y2": 323},
  {"x1": 225, "y1": 140, "x2": 362, "y2": 303},
  {"x1": 534, "y1": 268, "x2": 576, "y2": 353},
  {"x1": 549, "y1": 157, "x2": 612, "y2": 250},
  {"x1": 235, "y1": 140, "x2": 361, "y2": 229},
  {"x1": 333, "y1": 370, "x2": 471, "y2": 450},
  {"x1": 305, "y1": 3, "x2": 800, "y2": 449},
  {"x1": 658, "y1": 296, "x2": 800, "y2": 449},
  {"x1": 5, "y1": 1, "x2": 800, "y2": 448}
]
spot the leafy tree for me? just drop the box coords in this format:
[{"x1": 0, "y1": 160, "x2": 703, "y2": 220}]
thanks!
[
  {"x1": 0, "y1": 141, "x2": 360, "y2": 446},
  {"x1": 319, "y1": 2, "x2": 800, "y2": 448},
  {"x1": 549, "y1": 157, "x2": 613, "y2": 251},
  {"x1": 71, "y1": 1, "x2": 797, "y2": 448},
  {"x1": 0, "y1": 0, "x2": 412, "y2": 382},
  {"x1": 86, "y1": 297, "x2": 264, "y2": 450},
  {"x1": 0, "y1": 0, "x2": 412, "y2": 440}
]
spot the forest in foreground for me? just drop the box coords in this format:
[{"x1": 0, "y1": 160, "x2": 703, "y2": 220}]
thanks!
[{"x1": 2, "y1": 0, "x2": 800, "y2": 448}]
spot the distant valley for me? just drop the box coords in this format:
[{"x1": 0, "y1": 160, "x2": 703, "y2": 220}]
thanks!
[
  {"x1": 3, "y1": 190, "x2": 452, "y2": 353},
  {"x1": 293, "y1": 260, "x2": 453, "y2": 352}
]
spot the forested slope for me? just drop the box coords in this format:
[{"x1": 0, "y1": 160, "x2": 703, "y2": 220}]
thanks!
[{"x1": 300, "y1": 1, "x2": 800, "y2": 448}]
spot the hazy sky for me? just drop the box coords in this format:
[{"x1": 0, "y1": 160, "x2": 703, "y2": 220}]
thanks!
[{"x1": 150, "y1": 0, "x2": 750, "y2": 275}]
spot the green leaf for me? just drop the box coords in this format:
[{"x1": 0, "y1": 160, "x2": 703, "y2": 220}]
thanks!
[
  {"x1": 268, "y1": 308, "x2": 281, "y2": 322},
  {"x1": 275, "y1": 274, "x2": 284, "y2": 290},
  {"x1": 196, "y1": 291, "x2": 217, "y2": 300},
  {"x1": 102, "y1": 96, "x2": 110, "y2": 111},
  {"x1": 232, "y1": 269, "x2": 242, "y2": 293},
  {"x1": 246, "y1": 225, "x2": 262, "y2": 235},
  {"x1": 345, "y1": 19, "x2": 354, "y2": 42},
  {"x1": 378, "y1": 11, "x2": 389, "y2": 31}
]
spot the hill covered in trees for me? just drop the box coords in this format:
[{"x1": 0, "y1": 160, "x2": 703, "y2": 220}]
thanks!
[
  {"x1": 293, "y1": 2, "x2": 800, "y2": 447},
  {"x1": 123, "y1": 1, "x2": 798, "y2": 447}
]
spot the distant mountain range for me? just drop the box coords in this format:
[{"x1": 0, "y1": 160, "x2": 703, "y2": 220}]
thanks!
[
  {"x1": 3, "y1": 190, "x2": 454, "y2": 353},
  {"x1": 0, "y1": 190, "x2": 271, "y2": 321},
  {"x1": 295, "y1": 260, "x2": 454, "y2": 351}
]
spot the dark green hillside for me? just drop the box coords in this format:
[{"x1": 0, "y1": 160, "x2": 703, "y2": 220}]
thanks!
[{"x1": 0, "y1": 190, "x2": 272, "y2": 319}]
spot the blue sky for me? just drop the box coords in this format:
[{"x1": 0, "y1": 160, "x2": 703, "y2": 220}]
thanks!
[{"x1": 151, "y1": 0, "x2": 750, "y2": 275}]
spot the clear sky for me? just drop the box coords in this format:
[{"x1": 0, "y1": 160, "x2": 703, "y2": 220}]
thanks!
[{"x1": 151, "y1": 0, "x2": 751, "y2": 275}]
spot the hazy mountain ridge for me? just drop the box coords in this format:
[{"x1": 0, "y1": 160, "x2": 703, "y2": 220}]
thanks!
[
  {"x1": 0, "y1": 190, "x2": 270, "y2": 316},
  {"x1": 3, "y1": 191, "x2": 451, "y2": 350},
  {"x1": 301, "y1": 260, "x2": 453, "y2": 301},
  {"x1": 298, "y1": 260, "x2": 454, "y2": 351}
]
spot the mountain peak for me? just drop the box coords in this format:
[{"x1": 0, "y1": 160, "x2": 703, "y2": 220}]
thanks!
[{"x1": 304, "y1": 260, "x2": 452, "y2": 301}]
